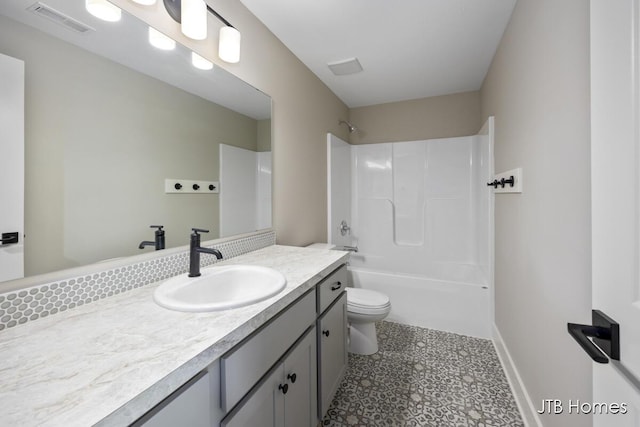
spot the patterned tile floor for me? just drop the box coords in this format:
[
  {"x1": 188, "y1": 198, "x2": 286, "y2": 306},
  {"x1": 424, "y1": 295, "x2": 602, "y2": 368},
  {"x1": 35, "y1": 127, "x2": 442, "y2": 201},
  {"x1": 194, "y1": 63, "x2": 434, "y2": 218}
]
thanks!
[{"x1": 322, "y1": 321, "x2": 524, "y2": 426}]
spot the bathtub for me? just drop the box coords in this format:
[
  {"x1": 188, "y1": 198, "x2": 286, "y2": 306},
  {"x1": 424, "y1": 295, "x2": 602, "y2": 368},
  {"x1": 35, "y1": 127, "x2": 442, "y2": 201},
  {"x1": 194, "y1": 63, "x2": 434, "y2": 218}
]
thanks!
[{"x1": 348, "y1": 266, "x2": 491, "y2": 339}]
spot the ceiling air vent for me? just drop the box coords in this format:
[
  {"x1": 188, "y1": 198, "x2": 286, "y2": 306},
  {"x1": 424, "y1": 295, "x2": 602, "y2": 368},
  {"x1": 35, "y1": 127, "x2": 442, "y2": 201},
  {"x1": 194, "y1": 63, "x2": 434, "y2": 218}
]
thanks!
[
  {"x1": 27, "y1": 2, "x2": 95, "y2": 34},
  {"x1": 328, "y1": 57, "x2": 363, "y2": 76}
]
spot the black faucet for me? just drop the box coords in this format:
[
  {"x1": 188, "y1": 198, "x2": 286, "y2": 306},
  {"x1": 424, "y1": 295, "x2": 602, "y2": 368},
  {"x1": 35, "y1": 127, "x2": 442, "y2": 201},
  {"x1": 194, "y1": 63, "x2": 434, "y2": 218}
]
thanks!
[
  {"x1": 189, "y1": 228, "x2": 223, "y2": 277},
  {"x1": 139, "y1": 225, "x2": 165, "y2": 250}
]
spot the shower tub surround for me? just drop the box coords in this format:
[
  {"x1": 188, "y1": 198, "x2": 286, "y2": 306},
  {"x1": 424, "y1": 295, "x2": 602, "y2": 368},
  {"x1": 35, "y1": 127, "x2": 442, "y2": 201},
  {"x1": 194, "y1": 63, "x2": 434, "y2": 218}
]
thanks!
[
  {"x1": 329, "y1": 125, "x2": 493, "y2": 338},
  {"x1": 0, "y1": 235, "x2": 349, "y2": 426}
]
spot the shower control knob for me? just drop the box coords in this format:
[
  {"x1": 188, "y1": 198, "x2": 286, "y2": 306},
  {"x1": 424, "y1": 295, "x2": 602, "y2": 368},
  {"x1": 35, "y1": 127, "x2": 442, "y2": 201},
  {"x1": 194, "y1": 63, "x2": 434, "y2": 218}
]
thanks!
[{"x1": 339, "y1": 220, "x2": 351, "y2": 236}]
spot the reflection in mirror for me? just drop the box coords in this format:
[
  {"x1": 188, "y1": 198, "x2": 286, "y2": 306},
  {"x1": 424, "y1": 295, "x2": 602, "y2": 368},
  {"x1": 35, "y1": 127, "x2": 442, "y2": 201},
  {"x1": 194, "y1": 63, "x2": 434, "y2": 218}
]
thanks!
[{"x1": 0, "y1": 0, "x2": 272, "y2": 283}]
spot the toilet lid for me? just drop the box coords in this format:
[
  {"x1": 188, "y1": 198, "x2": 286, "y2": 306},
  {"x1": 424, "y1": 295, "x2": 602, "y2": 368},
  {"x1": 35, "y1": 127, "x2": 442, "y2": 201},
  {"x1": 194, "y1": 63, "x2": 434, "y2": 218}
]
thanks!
[{"x1": 346, "y1": 287, "x2": 390, "y2": 308}]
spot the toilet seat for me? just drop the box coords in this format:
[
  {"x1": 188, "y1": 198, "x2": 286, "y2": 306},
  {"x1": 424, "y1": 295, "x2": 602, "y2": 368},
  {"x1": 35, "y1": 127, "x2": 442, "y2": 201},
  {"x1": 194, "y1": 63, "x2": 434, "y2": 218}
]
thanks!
[
  {"x1": 346, "y1": 288, "x2": 391, "y2": 315},
  {"x1": 348, "y1": 304, "x2": 391, "y2": 316}
]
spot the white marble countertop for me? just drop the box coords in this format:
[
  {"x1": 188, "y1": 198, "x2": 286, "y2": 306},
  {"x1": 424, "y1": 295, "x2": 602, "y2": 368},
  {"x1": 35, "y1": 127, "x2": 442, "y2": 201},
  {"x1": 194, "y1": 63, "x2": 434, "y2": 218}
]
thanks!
[{"x1": 0, "y1": 245, "x2": 348, "y2": 427}]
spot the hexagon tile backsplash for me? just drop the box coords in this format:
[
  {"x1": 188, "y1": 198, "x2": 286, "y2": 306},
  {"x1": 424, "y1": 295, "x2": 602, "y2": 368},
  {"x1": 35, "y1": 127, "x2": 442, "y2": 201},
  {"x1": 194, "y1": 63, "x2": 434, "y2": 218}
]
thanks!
[{"x1": 0, "y1": 230, "x2": 276, "y2": 331}]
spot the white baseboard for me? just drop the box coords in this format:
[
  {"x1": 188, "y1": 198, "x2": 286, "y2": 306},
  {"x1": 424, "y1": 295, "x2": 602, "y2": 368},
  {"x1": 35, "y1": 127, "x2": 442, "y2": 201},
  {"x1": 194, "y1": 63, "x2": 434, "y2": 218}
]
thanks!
[{"x1": 492, "y1": 323, "x2": 542, "y2": 427}]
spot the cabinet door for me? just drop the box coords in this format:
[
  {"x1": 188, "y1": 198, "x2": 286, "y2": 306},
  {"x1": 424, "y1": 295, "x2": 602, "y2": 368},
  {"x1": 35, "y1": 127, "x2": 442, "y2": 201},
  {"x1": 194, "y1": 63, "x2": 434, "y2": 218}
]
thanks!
[
  {"x1": 221, "y1": 291, "x2": 316, "y2": 412},
  {"x1": 283, "y1": 327, "x2": 317, "y2": 427},
  {"x1": 318, "y1": 292, "x2": 347, "y2": 417},
  {"x1": 221, "y1": 366, "x2": 284, "y2": 427},
  {"x1": 133, "y1": 371, "x2": 210, "y2": 427}
]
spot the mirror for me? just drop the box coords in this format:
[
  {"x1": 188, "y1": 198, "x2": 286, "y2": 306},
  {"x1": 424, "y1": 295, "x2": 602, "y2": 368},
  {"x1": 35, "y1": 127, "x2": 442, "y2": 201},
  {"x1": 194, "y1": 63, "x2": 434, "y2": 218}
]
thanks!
[{"x1": 0, "y1": 0, "x2": 272, "y2": 281}]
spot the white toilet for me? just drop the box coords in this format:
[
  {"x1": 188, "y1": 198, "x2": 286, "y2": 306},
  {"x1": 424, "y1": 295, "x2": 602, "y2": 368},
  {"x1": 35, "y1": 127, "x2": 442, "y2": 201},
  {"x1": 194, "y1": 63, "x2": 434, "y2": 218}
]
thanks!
[
  {"x1": 346, "y1": 287, "x2": 391, "y2": 355},
  {"x1": 306, "y1": 242, "x2": 392, "y2": 355}
]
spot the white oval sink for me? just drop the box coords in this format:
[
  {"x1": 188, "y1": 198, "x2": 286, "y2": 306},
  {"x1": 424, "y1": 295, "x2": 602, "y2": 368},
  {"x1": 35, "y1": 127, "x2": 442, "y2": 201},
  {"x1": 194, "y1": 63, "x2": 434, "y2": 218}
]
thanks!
[{"x1": 153, "y1": 265, "x2": 286, "y2": 312}]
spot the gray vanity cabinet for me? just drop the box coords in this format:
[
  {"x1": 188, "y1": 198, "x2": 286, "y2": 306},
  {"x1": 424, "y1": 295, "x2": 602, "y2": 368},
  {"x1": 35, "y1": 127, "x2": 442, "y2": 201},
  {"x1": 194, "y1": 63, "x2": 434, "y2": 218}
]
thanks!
[
  {"x1": 283, "y1": 327, "x2": 318, "y2": 427},
  {"x1": 221, "y1": 360, "x2": 282, "y2": 427},
  {"x1": 132, "y1": 371, "x2": 212, "y2": 427},
  {"x1": 315, "y1": 263, "x2": 348, "y2": 418},
  {"x1": 221, "y1": 326, "x2": 317, "y2": 427},
  {"x1": 132, "y1": 263, "x2": 349, "y2": 427},
  {"x1": 317, "y1": 291, "x2": 348, "y2": 417}
]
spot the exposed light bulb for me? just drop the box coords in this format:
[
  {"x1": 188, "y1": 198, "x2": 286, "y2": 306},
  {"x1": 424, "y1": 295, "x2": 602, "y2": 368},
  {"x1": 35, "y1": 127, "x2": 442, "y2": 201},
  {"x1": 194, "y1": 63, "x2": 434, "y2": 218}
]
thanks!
[
  {"x1": 131, "y1": 0, "x2": 156, "y2": 5},
  {"x1": 148, "y1": 27, "x2": 176, "y2": 50},
  {"x1": 181, "y1": 0, "x2": 207, "y2": 40},
  {"x1": 85, "y1": 0, "x2": 121, "y2": 22},
  {"x1": 218, "y1": 26, "x2": 241, "y2": 63},
  {"x1": 191, "y1": 52, "x2": 213, "y2": 70}
]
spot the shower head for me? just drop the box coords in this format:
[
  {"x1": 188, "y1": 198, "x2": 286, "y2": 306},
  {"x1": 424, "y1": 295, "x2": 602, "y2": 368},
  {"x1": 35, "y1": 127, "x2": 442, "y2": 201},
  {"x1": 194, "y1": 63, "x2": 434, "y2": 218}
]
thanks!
[{"x1": 339, "y1": 120, "x2": 357, "y2": 133}]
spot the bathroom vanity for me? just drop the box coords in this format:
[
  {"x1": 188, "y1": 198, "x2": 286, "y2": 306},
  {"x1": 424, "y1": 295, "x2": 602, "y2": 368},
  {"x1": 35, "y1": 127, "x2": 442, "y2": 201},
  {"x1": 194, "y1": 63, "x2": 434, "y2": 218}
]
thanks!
[{"x1": 0, "y1": 244, "x2": 348, "y2": 426}]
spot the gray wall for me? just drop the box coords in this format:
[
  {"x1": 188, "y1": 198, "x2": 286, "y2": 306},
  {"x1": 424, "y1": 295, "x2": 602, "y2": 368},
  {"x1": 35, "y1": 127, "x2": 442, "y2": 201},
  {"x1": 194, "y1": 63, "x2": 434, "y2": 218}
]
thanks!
[
  {"x1": 0, "y1": 16, "x2": 260, "y2": 276},
  {"x1": 349, "y1": 91, "x2": 481, "y2": 144},
  {"x1": 480, "y1": 0, "x2": 592, "y2": 425},
  {"x1": 257, "y1": 119, "x2": 272, "y2": 152}
]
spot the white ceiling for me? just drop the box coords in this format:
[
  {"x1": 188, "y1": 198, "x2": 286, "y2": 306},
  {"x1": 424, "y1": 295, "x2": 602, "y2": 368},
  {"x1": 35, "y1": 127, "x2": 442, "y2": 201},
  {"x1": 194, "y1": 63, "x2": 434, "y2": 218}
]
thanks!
[{"x1": 239, "y1": 0, "x2": 517, "y2": 108}]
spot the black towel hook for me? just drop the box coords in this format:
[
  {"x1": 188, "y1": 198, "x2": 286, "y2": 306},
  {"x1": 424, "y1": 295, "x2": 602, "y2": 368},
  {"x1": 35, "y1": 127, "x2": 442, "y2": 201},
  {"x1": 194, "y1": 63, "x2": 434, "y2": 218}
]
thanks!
[
  {"x1": 487, "y1": 175, "x2": 515, "y2": 189},
  {"x1": 486, "y1": 179, "x2": 499, "y2": 188},
  {"x1": 501, "y1": 176, "x2": 515, "y2": 188}
]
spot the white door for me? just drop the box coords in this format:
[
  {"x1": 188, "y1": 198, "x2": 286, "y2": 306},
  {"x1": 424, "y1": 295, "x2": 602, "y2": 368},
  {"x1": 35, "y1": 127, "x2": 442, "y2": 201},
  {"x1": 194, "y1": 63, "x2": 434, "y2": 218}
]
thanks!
[
  {"x1": 591, "y1": 0, "x2": 640, "y2": 423},
  {"x1": 0, "y1": 52, "x2": 24, "y2": 283}
]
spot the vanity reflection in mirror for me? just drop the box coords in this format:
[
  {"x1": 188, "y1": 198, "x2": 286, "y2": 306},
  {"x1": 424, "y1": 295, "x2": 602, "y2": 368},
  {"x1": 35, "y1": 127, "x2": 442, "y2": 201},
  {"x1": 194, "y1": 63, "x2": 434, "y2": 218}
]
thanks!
[{"x1": 0, "y1": 0, "x2": 272, "y2": 284}]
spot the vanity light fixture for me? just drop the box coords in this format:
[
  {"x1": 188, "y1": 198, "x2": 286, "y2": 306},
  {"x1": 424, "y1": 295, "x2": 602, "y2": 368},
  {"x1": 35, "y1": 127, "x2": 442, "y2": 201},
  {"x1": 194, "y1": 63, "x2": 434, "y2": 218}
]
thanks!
[
  {"x1": 86, "y1": 0, "x2": 122, "y2": 22},
  {"x1": 218, "y1": 25, "x2": 241, "y2": 63},
  {"x1": 181, "y1": 0, "x2": 207, "y2": 40},
  {"x1": 191, "y1": 51, "x2": 213, "y2": 70},
  {"x1": 163, "y1": 0, "x2": 241, "y2": 63},
  {"x1": 148, "y1": 26, "x2": 176, "y2": 50}
]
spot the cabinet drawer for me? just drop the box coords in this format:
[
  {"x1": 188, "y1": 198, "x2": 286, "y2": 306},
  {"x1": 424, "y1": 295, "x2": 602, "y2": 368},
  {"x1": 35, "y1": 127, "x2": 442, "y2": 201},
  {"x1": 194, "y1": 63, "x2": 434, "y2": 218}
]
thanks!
[
  {"x1": 221, "y1": 290, "x2": 316, "y2": 412},
  {"x1": 317, "y1": 264, "x2": 347, "y2": 314}
]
